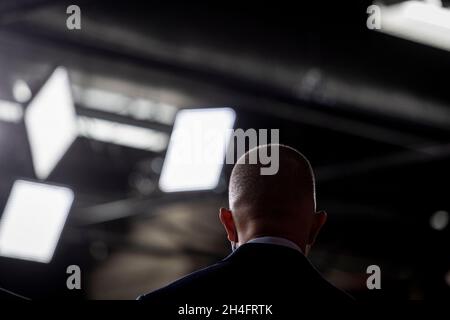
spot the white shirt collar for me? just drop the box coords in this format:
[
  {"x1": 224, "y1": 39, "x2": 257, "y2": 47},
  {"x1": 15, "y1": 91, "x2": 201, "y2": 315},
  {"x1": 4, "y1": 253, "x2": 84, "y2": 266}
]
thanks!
[{"x1": 245, "y1": 236, "x2": 303, "y2": 254}]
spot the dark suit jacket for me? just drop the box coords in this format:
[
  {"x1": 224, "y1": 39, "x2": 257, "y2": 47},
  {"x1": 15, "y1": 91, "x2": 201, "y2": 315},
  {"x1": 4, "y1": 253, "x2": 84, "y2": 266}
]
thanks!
[{"x1": 139, "y1": 243, "x2": 352, "y2": 315}]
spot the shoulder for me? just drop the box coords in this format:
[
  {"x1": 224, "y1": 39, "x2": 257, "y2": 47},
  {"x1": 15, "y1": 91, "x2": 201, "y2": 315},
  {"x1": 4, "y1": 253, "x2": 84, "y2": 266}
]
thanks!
[
  {"x1": 313, "y1": 275, "x2": 355, "y2": 302},
  {"x1": 138, "y1": 259, "x2": 230, "y2": 302}
]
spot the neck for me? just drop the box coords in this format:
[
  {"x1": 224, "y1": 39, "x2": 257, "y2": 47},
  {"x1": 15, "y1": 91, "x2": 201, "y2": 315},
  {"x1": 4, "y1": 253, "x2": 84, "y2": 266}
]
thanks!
[{"x1": 237, "y1": 222, "x2": 308, "y2": 253}]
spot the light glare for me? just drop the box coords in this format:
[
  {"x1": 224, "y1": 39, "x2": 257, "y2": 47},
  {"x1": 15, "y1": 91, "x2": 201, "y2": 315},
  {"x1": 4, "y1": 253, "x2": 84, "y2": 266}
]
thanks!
[
  {"x1": 0, "y1": 180, "x2": 74, "y2": 263},
  {"x1": 378, "y1": 1, "x2": 450, "y2": 52}
]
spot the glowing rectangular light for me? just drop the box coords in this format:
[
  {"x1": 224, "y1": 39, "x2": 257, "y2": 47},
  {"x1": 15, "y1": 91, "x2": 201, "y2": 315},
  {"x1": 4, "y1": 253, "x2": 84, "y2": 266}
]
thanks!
[
  {"x1": 25, "y1": 67, "x2": 78, "y2": 180},
  {"x1": 0, "y1": 180, "x2": 74, "y2": 263},
  {"x1": 159, "y1": 108, "x2": 236, "y2": 192},
  {"x1": 378, "y1": 1, "x2": 450, "y2": 52}
]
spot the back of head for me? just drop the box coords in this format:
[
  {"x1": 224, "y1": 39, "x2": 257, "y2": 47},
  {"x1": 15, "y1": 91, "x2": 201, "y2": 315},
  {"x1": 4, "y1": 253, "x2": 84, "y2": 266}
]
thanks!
[{"x1": 229, "y1": 144, "x2": 316, "y2": 225}]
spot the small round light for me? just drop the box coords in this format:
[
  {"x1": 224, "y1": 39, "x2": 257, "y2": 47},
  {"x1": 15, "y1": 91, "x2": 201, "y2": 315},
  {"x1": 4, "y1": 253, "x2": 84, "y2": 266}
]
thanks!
[
  {"x1": 430, "y1": 210, "x2": 449, "y2": 231},
  {"x1": 12, "y1": 79, "x2": 32, "y2": 103},
  {"x1": 445, "y1": 270, "x2": 450, "y2": 287}
]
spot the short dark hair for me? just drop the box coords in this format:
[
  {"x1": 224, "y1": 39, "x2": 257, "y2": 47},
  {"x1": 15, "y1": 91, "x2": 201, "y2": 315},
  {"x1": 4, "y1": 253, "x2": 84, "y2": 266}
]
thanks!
[{"x1": 229, "y1": 144, "x2": 316, "y2": 220}]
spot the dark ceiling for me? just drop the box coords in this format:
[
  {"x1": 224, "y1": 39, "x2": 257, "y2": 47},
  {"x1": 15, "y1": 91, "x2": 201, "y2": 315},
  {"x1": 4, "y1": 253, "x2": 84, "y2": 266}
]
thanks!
[{"x1": 0, "y1": 0, "x2": 448, "y2": 300}]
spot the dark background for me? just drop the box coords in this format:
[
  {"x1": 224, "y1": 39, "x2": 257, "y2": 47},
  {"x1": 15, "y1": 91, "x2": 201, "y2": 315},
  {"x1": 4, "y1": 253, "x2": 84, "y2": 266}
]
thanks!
[{"x1": 0, "y1": 0, "x2": 449, "y2": 300}]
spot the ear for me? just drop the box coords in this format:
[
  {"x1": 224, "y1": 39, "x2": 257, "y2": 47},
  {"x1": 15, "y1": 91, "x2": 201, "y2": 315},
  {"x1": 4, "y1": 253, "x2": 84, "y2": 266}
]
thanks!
[
  {"x1": 307, "y1": 210, "x2": 327, "y2": 246},
  {"x1": 219, "y1": 207, "x2": 238, "y2": 242}
]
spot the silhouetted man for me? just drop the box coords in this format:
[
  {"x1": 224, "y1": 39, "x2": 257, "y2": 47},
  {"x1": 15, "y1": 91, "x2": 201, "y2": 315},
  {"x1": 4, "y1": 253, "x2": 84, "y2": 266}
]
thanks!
[{"x1": 139, "y1": 144, "x2": 352, "y2": 314}]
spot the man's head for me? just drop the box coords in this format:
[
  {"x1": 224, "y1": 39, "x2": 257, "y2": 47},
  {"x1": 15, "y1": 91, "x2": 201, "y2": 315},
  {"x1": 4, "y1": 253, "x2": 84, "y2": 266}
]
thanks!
[{"x1": 219, "y1": 144, "x2": 327, "y2": 255}]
